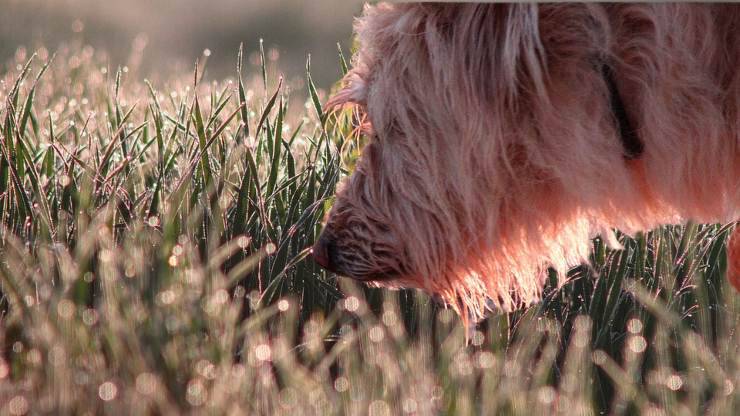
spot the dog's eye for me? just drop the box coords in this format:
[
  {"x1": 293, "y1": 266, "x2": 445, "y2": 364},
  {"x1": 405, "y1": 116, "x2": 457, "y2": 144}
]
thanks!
[{"x1": 374, "y1": 118, "x2": 403, "y2": 144}]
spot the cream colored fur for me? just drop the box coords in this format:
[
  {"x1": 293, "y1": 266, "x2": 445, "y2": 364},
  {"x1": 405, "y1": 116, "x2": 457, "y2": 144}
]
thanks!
[{"x1": 320, "y1": 3, "x2": 740, "y2": 321}]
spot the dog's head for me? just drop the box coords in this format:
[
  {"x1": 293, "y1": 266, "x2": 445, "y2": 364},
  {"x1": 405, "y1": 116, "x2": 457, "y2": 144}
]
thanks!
[{"x1": 312, "y1": 3, "x2": 635, "y2": 316}]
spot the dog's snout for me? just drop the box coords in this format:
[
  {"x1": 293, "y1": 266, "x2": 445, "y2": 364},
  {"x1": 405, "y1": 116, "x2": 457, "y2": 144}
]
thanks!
[{"x1": 311, "y1": 234, "x2": 335, "y2": 272}]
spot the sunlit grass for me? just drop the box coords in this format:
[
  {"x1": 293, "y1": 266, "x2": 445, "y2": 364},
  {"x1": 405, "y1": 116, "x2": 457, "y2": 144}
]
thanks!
[{"x1": 0, "y1": 44, "x2": 737, "y2": 415}]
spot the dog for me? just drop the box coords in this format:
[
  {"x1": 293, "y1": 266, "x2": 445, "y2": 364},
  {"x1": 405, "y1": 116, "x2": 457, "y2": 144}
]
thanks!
[{"x1": 312, "y1": 3, "x2": 739, "y2": 321}]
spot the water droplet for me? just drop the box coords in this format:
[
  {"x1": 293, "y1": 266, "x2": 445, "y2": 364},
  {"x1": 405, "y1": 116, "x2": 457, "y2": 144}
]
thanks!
[
  {"x1": 334, "y1": 376, "x2": 349, "y2": 392},
  {"x1": 368, "y1": 325, "x2": 384, "y2": 343},
  {"x1": 57, "y1": 300, "x2": 75, "y2": 320},
  {"x1": 627, "y1": 318, "x2": 643, "y2": 334},
  {"x1": 237, "y1": 235, "x2": 250, "y2": 248},
  {"x1": 255, "y1": 344, "x2": 272, "y2": 362},
  {"x1": 628, "y1": 335, "x2": 647, "y2": 353},
  {"x1": 98, "y1": 381, "x2": 118, "y2": 401},
  {"x1": 265, "y1": 242, "x2": 276, "y2": 255},
  {"x1": 343, "y1": 296, "x2": 360, "y2": 312},
  {"x1": 186, "y1": 378, "x2": 206, "y2": 406},
  {"x1": 8, "y1": 396, "x2": 29, "y2": 415},
  {"x1": 666, "y1": 374, "x2": 683, "y2": 391}
]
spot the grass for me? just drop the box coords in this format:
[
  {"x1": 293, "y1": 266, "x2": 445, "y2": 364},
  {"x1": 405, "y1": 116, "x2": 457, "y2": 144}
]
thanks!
[{"x1": 0, "y1": 43, "x2": 737, "y2": 415}]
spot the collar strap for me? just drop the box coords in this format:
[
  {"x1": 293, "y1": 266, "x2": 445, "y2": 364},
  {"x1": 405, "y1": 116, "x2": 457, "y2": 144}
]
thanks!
[{"x1": 600, "y1": 62, "x2": 644, "y2": 159}]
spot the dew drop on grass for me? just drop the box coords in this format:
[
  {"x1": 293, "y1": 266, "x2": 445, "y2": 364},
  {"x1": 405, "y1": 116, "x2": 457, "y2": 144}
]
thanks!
[
  {"x1": 8, "y1": 396, "x2": 29, "y2": 416},
  {"x1": 59, "y1": 175, "x2": 71, "y2": 187},
  {"x1": 628, "y1": 336, "x2": 647, "y2": 353},
  {"x1": 334, "y1": 376, "x2": 349, "y2": 392},
  {"x1": 98, "y1": 381, "x2": 118, "y2": 401},
  {"x1": 592, "y1": 350, "x2": 608, "y2": 365},
  {"x1": 24, "y1": 295, "x2": 35, "y2": 307},
  {"x1": 255, "y1": 344, "x2": 272, "y2": 362},
  {"x1": 237, "y1": 236, "x2": 250, "y2": 248},
  {"x1": 471, "y1": 330, "x2": 485, "y2": 346},
  {"x1": 196, "y1": 360, "x2": 216, "y2": 380},
  {"x1": 627, "y1": 318, "x2": 643, "y2": 334},
  {"x1": 26, "y1": 349, "x2": 41, "y2": 366},
  {"x1": 477, "y1": 351, "x2": 495, "y2": 369},
  {"x1": 382, "y1": 310, "x2": 397, "y2": 327},
  {"x1": 57, "y1": 300, "x2": 75, "y2": 320},
  {"x1": 186, "y1": 379, "x2": 206, "y2": 406},
  {"x1": 158, "y1": 290, "x2": 176, "y2": 305},
  {"x1": 125, "y1": 264, "x2": 136, "y2": 278},
  {"x1": 724, "y1": 379, "x2": 734, "y2": 396},
  {"x1": 265, "y1": 242, "x2": 276, "y2": 255},
  {"x1": 278, "y1": 387, "x2": 298, "y2": 409},
  {"x1": 368, "y1": 325, "x2": 384, "y2": 343},
  {"x1": 234, "y1": 286, "x2": 246, "y2": 299},
  {"x1": 82, "y1": 309, "x2": 98, "y2": 326},
  {"x1": 666, "y1": 374, "x2": 683, "y2": 391},
  {"x1": 343, "y1": 296, "x2": 359, "y2": 312},
  {"x1": 213, "y1": 289, "x2": 229, "y2": 305},
  {"x1": 99, "y1": 249, "x2": 113, "y2": 264},
  {"x1": 402, "y1": 398, "x2": 418, "y2": 414}
]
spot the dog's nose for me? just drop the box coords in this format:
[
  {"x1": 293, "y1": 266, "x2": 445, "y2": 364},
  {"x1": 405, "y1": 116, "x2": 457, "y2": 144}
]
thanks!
[{"x1": 311, "y1": 235, "x2": 335, "y2": 272}]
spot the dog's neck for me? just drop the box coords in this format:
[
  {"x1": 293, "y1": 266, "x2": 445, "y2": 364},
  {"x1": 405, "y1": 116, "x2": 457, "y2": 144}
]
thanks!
[{"x1": 600, "y1": 61, "x2": 644, "y2": 160}]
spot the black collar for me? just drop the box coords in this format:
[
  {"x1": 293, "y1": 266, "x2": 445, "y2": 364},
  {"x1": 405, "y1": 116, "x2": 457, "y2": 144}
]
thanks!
[{"x1": 601, "y1": 62, "x2": 644, "y2": 159}]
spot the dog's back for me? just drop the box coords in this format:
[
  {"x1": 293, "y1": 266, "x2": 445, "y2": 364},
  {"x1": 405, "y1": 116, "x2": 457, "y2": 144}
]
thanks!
[{"x1": 537, "y1": 3, "x2": 739, "y2": 224}]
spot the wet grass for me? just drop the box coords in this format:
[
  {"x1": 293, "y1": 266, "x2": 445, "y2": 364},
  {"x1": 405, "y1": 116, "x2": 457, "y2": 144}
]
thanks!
[{"x1": 0, "y1": 44, "x2": 737, "y2": 415}]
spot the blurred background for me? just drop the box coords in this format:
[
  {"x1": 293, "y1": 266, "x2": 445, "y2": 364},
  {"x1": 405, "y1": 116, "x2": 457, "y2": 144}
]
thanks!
[{"x1": 0, "y1": 0, "x2": 365, "y2": 89}]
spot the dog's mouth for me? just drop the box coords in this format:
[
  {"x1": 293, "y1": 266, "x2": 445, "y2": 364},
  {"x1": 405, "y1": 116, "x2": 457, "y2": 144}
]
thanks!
[
  {"x1": 341, "y1": 270, "x2": 402, "y2": 283},
  {"x1": 310, "y1": 234, "x2": 403, "y2": 282},
  {"x1": 311, "y1": 250, "x2": 402, "y2": 283}
]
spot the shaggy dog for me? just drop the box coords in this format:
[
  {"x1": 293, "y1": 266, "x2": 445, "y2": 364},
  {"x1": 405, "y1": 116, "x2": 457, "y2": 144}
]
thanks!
[{"x1": 312, "y1": 3, "x2": 740, "y2": 321}]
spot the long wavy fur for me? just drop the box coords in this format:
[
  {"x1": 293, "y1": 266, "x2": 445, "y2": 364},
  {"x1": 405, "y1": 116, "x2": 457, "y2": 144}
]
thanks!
[{"x1": 321, "y1": 3, "x2": 740, "y2": 321}]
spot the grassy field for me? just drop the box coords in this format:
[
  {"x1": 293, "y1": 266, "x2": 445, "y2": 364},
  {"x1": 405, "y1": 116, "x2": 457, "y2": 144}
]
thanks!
[{"x1": 0, "y1": 44, "x2": 737, "y2": 415}]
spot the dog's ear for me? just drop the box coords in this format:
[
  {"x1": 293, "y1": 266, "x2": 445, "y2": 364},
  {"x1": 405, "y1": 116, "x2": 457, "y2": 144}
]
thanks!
[{"x1": 326, "y1": 70, "x2": 367, "y2": 111}]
